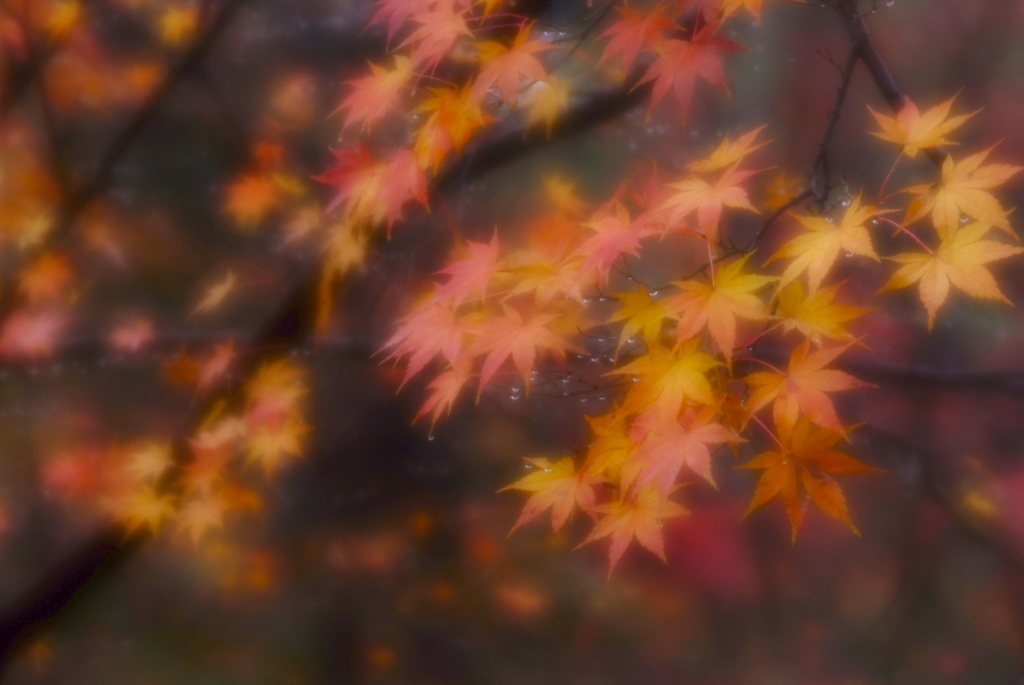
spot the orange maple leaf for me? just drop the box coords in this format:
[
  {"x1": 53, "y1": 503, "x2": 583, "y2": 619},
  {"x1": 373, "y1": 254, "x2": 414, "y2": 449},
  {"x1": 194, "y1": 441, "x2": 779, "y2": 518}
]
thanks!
[
  {"x1": 666, "y1": 254, "x2": 775, "y2": 363},
  {"x1": 627, "y1": 408, "x2": 734, "y2": 495},
  {"x1": 598, "y1": 5, "x2": 672, "y2": 73},
  {"x1": 501, "y1": 456, "x2": 601, "y2": 533},
  {"x1": 636, "y1": 23, "x2": 740, "y2": 117},
  {"x1": 223, "y1": 173, "x2": 279, "y2": 227},
  {"x1": 745, "y1": 341, "x2": 868, "y2": 439},
  {"x1": 573, "y1": 202, "x2": 655, "y2": 282},
  {"x1": 369, "y1": 0, "x2": 428, "y2": 40},
  {"x1": 470, "y1": 27, "x2": 555, "y2": 106},
  {"x1": 880, "y1": 222, "x2": 1024, "y2": 329},
  {"x1": 474, "y1": 305, "x2": 574, "y2": 393},
  {"x1": 869, "y1": 95, "x2": 978, "y2": 158},
  {"x1": 434, "y1": 232, "x2": 502, "y2": 305},
  {"x1": 317, "y1": 146, "x2": 428, "y2": 228},
  {"x1": 401, "y1": 4, "x2": 472, "y2": 69},
  {"x1": 577, "y1": 486, "x2": 687, "y2": 574},
  {"x1": 658, "y1": 164, "x2": 759, "y2": 242},
  {"x1": 741, "y1": 418, "x2": 877, "y2": 541},
  {"x1": 335, "y1": 55, "x2": 413, "y2": 131},
  {"x1": 414, "y1": 362, "x2": 472, "y2": 431},
  {"x1": 383, "y1": 301, "x2": 470, "y2": 386}
]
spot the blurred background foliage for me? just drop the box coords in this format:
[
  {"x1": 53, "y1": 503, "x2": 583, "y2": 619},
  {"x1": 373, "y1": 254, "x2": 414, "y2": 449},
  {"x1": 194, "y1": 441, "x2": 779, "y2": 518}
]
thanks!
[{"x1": 1, "y1": 0, "x2": 1024, "y2": 683}]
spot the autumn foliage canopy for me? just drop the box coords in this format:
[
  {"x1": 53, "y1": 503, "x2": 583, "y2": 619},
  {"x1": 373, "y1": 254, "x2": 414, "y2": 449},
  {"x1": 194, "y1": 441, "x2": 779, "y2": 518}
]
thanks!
[{"x1": 2, "y1": 1, "x2": 1024, "y2": 668}]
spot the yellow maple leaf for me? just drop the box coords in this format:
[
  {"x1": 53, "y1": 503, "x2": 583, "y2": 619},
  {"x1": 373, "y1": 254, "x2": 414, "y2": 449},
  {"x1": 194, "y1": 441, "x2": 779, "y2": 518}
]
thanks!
[
  {"x1": 606, "y1": 288, "x2": 670, "y2": 355},
  {"x1": 688, "y1": 125, "x2": 768, "y2": 174},
  {"x1": 500, "y1": 456, "x2": 601, "y2": 533},
  {"x1": 614, "y1": 341, "x2": 720, "y2": 418},
  {"x1": 769, "y1": 194, "x2": 887, "y2": 292},
  {"x1": 880, "y1": 222, "x2": 1024, "y2": 329},
  {"x1": 776, "y1": 281, "x2": 869, "y2": 345},
  {"x1": 666, "y1": 255, "x2": 775, "y2": 363},
  {"x1": 869, "y1": 96, "x2": 978, "y2": 158},
  {"x1": 117, "y1": 486, "x2": 175, "y2": 535},
  {"x1": 904, "y1": 148, "x2": 1021, "y2": 239}
]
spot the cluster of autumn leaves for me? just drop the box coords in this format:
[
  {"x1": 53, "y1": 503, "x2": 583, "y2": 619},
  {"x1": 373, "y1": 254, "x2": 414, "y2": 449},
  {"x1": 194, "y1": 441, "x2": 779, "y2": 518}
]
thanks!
[
  {"x1": 343, "y1": 0, "x2": 1024, "y2": 569},
  {"x1": 3, "y1": 0, "x2": 1021, "y2": 569},
  {"x1": 0, "y1": 0, "x2": 315, "y2": 544}
]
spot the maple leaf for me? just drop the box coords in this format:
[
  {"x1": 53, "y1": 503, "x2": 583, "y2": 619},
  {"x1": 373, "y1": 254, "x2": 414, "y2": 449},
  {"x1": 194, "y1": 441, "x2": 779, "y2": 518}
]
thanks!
[
  {"x1": 192, "y1": 270, "x2": 237, "y2": 316},
  {"x1": 769, "y1": 194, "x2": 887, "y2": 292},
  {"x1": 223, "y1": 173, "x2": 279, "y2": 227},
  {"x1": 688, "y1": 125, "x2": 768, "y2": 174},
  {"x1": 401, "y1": 4, "x2": 472, "y2": 69},
  {"x1": 18, "y1": 253, "x2": 73, "y2": 304},
  {"x1": 125, "y1": 442, "x2": 172, "y2": 483},
  {"x1": 247, "y1": 418, "x2": 309, "y2": 473},
  {"x1": 317, "y1": 146, "x2": 428, "y2": 228},
  {"x1": 474, "y1": 305, "x2": 574, "y2": 393},
  {"x1": 383, "y1": 301, "x2": 471, "y2": 387},
  {"x1": 117, "y1": 486, "x2": 175, "y2": 535},
  {"x1": 414, "y1": 362, "x2": 472, "y2": 431},
  {"x1": 335, "y1": 55, "x2": 413, "y2": 131},
  {"x1": 904, "y1": 148, "x2": 1021, "y2": 239},
  {"x1": 606, "y1": 288, "x2": 670, "y2": 355},
  {"x1": 501, "y1": 456, "x2": 600, "y2": 533},
  {"x1": 185, "y1": 418, "x2": 244, "y2": 493},
  {"x1": 627, "y1": 408, "x2": 734, "y2": 495},
  {"x1": 666, "y1": 255, "x2": 775, "y2": 363},
  {"x1": 470, "y1": 27, "x2": 555, "y2": 106},
  {"x1": 370, "y1": 0, "x2": 436, "y2": 41},
  {"x1": 573, "y1": 202, "x2": 655, "y2": 282},
  {"x1": 598, "y1": 5, "x2": 673, "y2": 73},
  {"x1": 745, "y1": 341, "x2": 868, "y2": 439},
  {"x1": 583, "y1": 410, "x2": 634, "y2": 476},
  {"x1": 245, "y1": 360, "x2": 308, "y2": 429},
  {"x1": 614, "y1": 340, "x2": 720, "y2": 418},
  {"x1": 434, "y1": 232, "x2": 502, "y2": 305},
  {"x1": 577, "y1": 487, "x2": 687, "y2": 574},
  {"x1": 636, "y1": 23, "x2": 741, "y2": 117},
  {"x1": 177, "y1": 493, "x2": 227, "y2": 545},
  {"x1": 741, "y1": 418, "x2": 877, "y2": 541},
  {"x1": 869, "y1": 96, "x2": 978, "y2": 158},
  {"x1": 414, "y1": 86, "x2": 490, "y2": 170},
  {"x1": 880, "y1": 222, "x2": 1024, "y2": 329},
  {"x1": 776, "y1": 281, "x2": 868, "y2": 345},
  {"x1": 658, "y1": 164, "x2": 759, "y2": 242}
]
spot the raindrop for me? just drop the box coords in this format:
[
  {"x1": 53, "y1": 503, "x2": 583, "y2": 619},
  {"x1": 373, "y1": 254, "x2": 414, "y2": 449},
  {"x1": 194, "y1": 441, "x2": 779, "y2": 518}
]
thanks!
[{"x1": 427, "y1": 435, "x2": 436, "y2": 442}]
